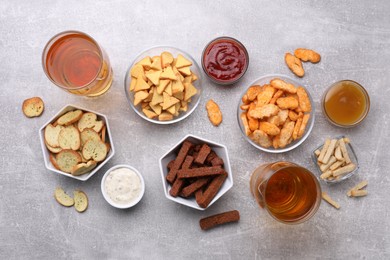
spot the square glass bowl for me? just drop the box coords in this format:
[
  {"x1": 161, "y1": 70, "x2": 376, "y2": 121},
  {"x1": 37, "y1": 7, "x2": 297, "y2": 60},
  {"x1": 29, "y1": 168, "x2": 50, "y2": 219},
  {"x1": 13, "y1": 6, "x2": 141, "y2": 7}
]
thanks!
[
  {"x1": 159, "y1": 134, "x2": 233, "y2": 210},
  {"x1": 39, "y1": 104, "x2": 115, "y2": 181},
  {"x1": 237, "y1": 74, "x2": 315, "y2": 153},
  {"x1": 124, "y1": 46, "x2": 202, "y2": 124},
  {"x1": 311, "y1": 136, "x2": 359, "y2": 183}
]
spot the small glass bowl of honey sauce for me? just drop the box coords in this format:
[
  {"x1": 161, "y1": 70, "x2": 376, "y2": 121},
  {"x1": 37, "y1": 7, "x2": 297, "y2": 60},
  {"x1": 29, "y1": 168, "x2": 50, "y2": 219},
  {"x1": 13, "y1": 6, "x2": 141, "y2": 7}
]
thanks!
[{"x1": 322, "y1": 80, "x2": 370, "y2": 127}]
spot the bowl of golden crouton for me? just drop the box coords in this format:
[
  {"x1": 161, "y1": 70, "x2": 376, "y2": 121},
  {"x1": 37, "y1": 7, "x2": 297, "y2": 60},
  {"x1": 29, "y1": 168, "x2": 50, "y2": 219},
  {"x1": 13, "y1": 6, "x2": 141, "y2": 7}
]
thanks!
[
  {"x1": 124, "y1": 46, "x2": 202, "y2": 124},
  {"x1": 237, "y1": 74, "x2": 315, "y2": 153}
]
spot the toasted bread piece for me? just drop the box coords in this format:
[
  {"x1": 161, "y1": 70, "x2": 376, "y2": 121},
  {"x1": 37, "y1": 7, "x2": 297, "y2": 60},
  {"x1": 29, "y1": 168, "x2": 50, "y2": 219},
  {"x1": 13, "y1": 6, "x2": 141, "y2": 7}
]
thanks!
[
  {"x1": 22, "y1": 97, "x2": 44, "y2": 117},
  {"x1": 259, "y1": 122, "x2": 280, "y2": 136},
  {"x1": 257, "y1": 85, "x2": 276, "y2": 106},
  {"x1": 184, "y1": 82, "x2": 197, "y2": 101},
  {"x1": 71, "y1": 160, "x2": 97, "y2": 176},
  {"x1": 158, "y1": 112, "x2": 173, "y2": 121},
  {"x1": 46, "y1": 142, "x2": 62, "y2": 154},
  {"x1": 82, "y1": 139, "x2": 107, "y2": 162},
  {"x1": 73, "y1": 190, "x2": 88, "y2": 213},
  {"x1": 285, "y1": 53, "x2": 304, "y2": 77},
  {"x1": 250, "y1": 130, "x2": 272, "y2": 148},
  {"x1": 54, "y1": 187, "x2": 74, "y2": 207},
  {"x1": 44, "y1": 124, "x2": 64, "y2": 148},
  {"x1": 248, "y1": 104, "x2": 279, "y2": 119},
  {"x1": 80, "y1": 128, "x2": 101, "y2": 147},
  {"x1": 56, "y1": 149, "x2": 82, "y2": 173},
  {"x1": 58, "y1": 125, "x2": 81, "y2": 150},
  {"x1": 175, "y1": 54, "x2": 192, "y2": 68},
  {"x1": 270, "y1": 78, "x2": 297, "y2": 94},
  {"x1": 77, "y1": 112, "x2": 102, "y2": 132},
  {"x1": 294, "y1": 48, "x2": 321, "y2": 63},
  {"x1": 296, "y1": 87, "x2": 311, "y2": 112},
  {"x1": 57, "y1": 110, "x2": 83, "y2": 126},
  {"x1": 206, "y1": 99, "x2": 223, "y2": 126},
  {"x1": 161, "y1": 52, "x2": 174, "y2": 68},
  {"x1": 49, "y1": 153, "x2": 60, "y2": 170}
]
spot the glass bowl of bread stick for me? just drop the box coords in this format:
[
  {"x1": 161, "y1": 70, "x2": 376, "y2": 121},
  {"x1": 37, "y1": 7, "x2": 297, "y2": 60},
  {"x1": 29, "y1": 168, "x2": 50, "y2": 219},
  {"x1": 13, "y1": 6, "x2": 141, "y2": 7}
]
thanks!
[{"x1": 312, "y1": 136, "x2": 359, "y2": 183}]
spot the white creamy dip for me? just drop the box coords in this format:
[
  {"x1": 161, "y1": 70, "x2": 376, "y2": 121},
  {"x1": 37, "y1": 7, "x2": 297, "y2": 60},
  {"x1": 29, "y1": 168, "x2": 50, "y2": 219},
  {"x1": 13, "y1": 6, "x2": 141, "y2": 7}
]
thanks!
[{"x1": 104, "y1": 168, "x2": 141, "y2": 204}]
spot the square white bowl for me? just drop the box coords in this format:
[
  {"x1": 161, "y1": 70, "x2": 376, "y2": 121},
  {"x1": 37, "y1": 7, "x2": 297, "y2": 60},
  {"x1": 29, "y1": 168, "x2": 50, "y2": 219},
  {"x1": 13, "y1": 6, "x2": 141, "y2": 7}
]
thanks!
[
  {"x1": 159, "y1": 134, "x2": 233, "y2": 210},
  {"x1": 39, "y1": 104, "x2": 115, "y2": 181}
]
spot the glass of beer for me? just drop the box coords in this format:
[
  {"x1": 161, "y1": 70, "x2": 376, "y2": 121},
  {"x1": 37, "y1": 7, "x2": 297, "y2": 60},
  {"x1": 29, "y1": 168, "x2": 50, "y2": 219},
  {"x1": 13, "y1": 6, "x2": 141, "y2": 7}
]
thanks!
[
  {"x1": 42, "y1": 31, "x2": 113, "y2": 97},
  {"x1": 250, "y1": 161, "x2": 321, "y2": 224}
]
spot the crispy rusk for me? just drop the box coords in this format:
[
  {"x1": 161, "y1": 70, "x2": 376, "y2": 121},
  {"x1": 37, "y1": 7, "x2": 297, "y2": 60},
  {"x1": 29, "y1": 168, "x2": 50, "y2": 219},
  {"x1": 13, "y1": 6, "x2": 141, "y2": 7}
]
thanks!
[
  {"x1": 240, "y1": 112, "x2": 251, "y2": 136},
  {"x1": 285, "y1": 53, "x2": 304, "y2": 77},
  {"x1": 296, "y1": 87, "x2": 311, "y2": 112},
  {"x1": 269, "y1": 90, "x2": 284, "y2": 104},
  {"x1": 294, "y1": 48, "x2": 321, "y2": 63},
  {"x1": 257, "y1": 85, "x2": 276, "y2": 106},
  {"x1": 270, "y1": 78, "x2": 297, "y2": 94},
  {"x1": 297, "y1": 114, "x2": 310, "y2": 138},
  {"x1": 292, "y1": 117, "x2": 302, "y2": 140},
  {"x1": 276, "y1": 96, "x2": 299, "y2": 110},
  {"x1": 206, "y1": 99, "x2": 223, "y2": 126},
  {"x1": 246, "y1": 85, "x2": 263, "y2": 101},
  {"x1": 248, "y1": 104, "x2": 279, "y2": 119},
  {"x1": 259, "y1": 122, "x2": 280, "y2": 136},
  {"x1": 278, "y1": 121, "x2": 295, "y2": 148},
  {"x1": 250, "y1": 130, "x2": 272, "y2": 148}
]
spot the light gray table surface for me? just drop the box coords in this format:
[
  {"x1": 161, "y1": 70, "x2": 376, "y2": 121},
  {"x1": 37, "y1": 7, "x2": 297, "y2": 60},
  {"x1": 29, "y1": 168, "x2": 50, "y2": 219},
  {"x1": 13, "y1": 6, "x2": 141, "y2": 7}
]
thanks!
[{"x1": 1, "y1": 0, "x2": 389, "y2": 259}]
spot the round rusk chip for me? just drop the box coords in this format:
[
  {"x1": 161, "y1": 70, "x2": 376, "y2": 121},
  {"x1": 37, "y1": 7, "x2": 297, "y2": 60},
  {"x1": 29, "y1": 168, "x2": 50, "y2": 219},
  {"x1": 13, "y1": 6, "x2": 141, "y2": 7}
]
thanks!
[
  {"x1": 54, "y1": 187, "x2": 74, "y2": 207},
  {"x1": 58, "y1": 125, "x2": 81, "y2": 150},
  {"x1": 56, "y1": 150, "x2": 82, "y2": 173},
  {"x1": 71, "y1": 160, "x2": 97, "y2": 176},
  {"x1": 44, "y1": 124, "x2": 64, "y2": 148},
  {"x1": 56, "y1": 110, "x2": 83, "y2": 126},
  {"x1": 82, "y1": 139, "x2": 107, "y2": 162},
  {"x1": 22, "y1": 97, "x2": 44, "y2": 118},
  {"x1": 73, "y1": 190, "x2": 88, "y2": 213}
]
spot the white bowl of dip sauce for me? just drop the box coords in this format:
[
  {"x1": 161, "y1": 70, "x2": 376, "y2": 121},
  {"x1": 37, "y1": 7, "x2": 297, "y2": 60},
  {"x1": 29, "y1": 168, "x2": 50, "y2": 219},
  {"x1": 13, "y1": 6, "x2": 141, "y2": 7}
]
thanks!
[{"x1": 101, "y1": 164, "x2": 145, "y2": 209}]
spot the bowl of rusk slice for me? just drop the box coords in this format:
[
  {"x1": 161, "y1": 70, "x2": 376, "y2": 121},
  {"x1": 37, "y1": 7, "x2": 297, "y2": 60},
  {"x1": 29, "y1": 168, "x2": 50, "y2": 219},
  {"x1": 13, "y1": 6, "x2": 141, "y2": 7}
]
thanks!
[
  {"x1": 39, "y1": 104, "x2": 115, "y2": 181},
  {"x1": 312, "y1": 136, "x2": 359, "y2": 183},
  {"x1": 125, "y1": 46, "x2": 202, "y2": 124},
  {"x1": 238, "y1": 74, "x2": 314, "y2": 153},
  {"x1": 159, "y1": 134, "x2": 233, "y2": 210}
]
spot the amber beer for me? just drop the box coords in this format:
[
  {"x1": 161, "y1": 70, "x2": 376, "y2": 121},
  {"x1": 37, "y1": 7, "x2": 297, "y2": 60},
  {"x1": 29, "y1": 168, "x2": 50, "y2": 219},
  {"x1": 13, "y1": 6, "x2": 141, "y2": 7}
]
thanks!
[
  {"x1": 42, "y1": 31, "x2": 113, "y2": 97},
  {"x1": 250, "y1": 162, "x2": 321, "y2": 224}
]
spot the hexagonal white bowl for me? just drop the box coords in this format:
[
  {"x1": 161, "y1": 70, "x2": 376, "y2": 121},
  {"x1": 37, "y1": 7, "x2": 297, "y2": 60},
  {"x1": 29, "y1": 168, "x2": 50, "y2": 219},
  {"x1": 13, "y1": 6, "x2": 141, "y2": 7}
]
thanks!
[
  {"x1": 159, "y1": 134, "x2": 233, "y2": 210},
  {"x1": 39, "y1": 104, "x2": 115, "y2": 181}
]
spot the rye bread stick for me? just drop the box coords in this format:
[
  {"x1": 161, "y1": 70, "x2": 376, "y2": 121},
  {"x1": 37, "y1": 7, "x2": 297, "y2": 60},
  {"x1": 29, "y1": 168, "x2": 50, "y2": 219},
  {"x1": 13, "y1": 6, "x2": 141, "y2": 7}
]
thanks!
[
  {"x1": 195, "y1": 189, "x2": 203, "y2": 205},
  {"x1": 198, "y1": 172, "x2": 227, "y2": 208},
  {"x1": 199, "y1": 210, "x2": 240, "y2": 230},
  {"x1": 181, "y1": 177, "x2": 210, "y2": 197},
  {"x1": 205, "y1": 151, "x2": 217, "y2": 164},
  {"x1": 177, "y1": 166, "x2": 224, "y2": 179},
  {"x1": 169, "y1": 156, "x2": 194, "y2": 197},
  {"x1": 166, "y1": 141, "x2": 193, "y2": 183},
  {"x1": 194, "y1": 144, "x2": 211, "y2": 164},
  {"x1": 211, "y1": 156, "x2": 224, "y2": 166}
]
